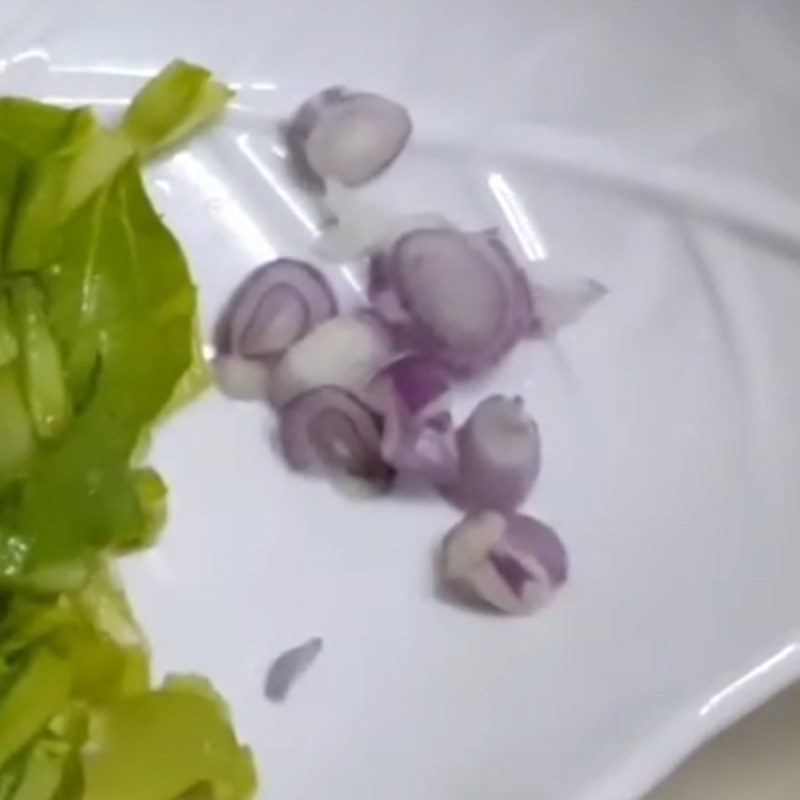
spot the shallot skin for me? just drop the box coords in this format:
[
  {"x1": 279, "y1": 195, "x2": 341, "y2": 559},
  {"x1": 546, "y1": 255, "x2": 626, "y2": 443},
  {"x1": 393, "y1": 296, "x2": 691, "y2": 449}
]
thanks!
[
  {"x1": 533, "y1": 277, "x2": 608, "y2": 336},
  {"x1": 265, "y1": 637, "x2": 324, "y2": 702}
]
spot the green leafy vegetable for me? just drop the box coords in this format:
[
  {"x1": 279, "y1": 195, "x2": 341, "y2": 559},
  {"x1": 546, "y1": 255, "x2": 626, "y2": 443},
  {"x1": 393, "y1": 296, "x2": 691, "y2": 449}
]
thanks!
[
  {"x1": 0, "y1": 62, "x2": 255, "y2": 799},
  {"x1": 4, "y1": 108, "x2": 132, "y2": 274},
  {"x1": 8, "y1": 735, "x2": 71, "y2": 800},
  {"x1": 16, "y1": 161, "x2": 199, "y2": 578},
  {"x1": 127, "y1": 467, "x2": 168, "y2": 551},
  {"x1": 82, "y1": 681, "x2": 256, "y2": 800},
  {"x1": 0, "y1": 565, "x2": 255, "y2": 799},
  {"x1": 0, "y1": 141, "x2": 23, "y2": 268},
  {"x1": 0, "y1": 297, "x2": 19, "y2": 367},
  {"x1": 0, "y1": 57, "x2": 229, "y2": 581},
  {"x1": 0, "y1": 369, "x2": 35, "y2": 485},
  {"x1": 10, "y1": 278, "x2": 72, "y2": 441},
  {"x1": 0, "y1": 650, "x2": 71, "y2": 769},
  {"x1": 122, "y1": 60, "x2": 232, "y2": 156},
  {"x1": 0, "y1": 99, "x2": 76, "y2": 159}
]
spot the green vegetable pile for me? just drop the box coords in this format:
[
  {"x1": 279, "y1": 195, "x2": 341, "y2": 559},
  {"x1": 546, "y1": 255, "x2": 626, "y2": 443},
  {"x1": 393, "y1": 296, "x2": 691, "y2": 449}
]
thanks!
[{"x1": 0, "y1": 61, "x2": 256, "y2": 798}]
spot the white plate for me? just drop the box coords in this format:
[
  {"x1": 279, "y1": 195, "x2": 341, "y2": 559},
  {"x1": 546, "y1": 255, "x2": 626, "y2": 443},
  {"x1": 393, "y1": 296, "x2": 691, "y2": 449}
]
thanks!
[{"x1": 4, "y1": 1, "x2": 800, "y2": 798}]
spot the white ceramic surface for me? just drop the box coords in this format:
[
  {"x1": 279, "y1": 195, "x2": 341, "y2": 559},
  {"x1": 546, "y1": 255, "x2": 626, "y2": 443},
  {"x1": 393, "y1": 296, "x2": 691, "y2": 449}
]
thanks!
[
  {"x1": 3, "y1": 2, "x2": 800, "y2": 799},
  {"x1": 649, "y1": 682, "x2": 800, "y2": 799}
]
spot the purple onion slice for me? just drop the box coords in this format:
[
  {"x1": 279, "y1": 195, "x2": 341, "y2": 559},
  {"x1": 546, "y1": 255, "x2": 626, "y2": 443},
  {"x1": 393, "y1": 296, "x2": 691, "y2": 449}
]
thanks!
[
  {"x1": 269, "y1": 312, "x2": 395, "y2": 408},
  {"x1": 364, "y1": 355, "x2": 457, "y2": 484},
  {"x1": 216, "y1": 259, "x2": 337, "y2": 359},
  {"x1": 449, "y1": 395, "x2": 541, "y2": 511},
  {"x1": 367, "y1": 354, "x2": 450, "y2": 418},
  {"x1": 279, "y1": 386, "x2": 392, "y2": 487},
  {"x1": 287, "y1": 87, "x2": 412, "y2": 188},
  {"x1": 441, "y1": 510, "x2": 567, "y2": 615},
  {"x1": 382, "y1": 408, "x2": 458, "y2": 486},
  {"x1": 471, "y1": 230, "x2": 537, "y2": 337},
  {"x1": 370, "y1": 228, "x2": 534, "y2": 375}
]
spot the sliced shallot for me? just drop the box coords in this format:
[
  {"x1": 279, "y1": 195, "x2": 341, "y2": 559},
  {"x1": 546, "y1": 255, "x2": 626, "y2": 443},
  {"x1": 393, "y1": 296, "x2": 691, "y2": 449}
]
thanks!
[
  {"x1": 287, "y1": 87, "x2": 412, "y2": 188},
  {"x1": 270, "y1": 311, "x2": 395, "y2": 408},
  {"x1": 384, "y1": 410, "x2": 458, "y2": 486},
  {"x1": 213, "y1": 354, "x2": 270, "y2": 401},
  {"x1": 364, "y1": 355, "x2": 457, "y2": 484},
  {"x1": 450, "y1": 395, "x2": 540, "y2": 511},
  {"x1": 265, "y1": 637, "x2": 323, "y2": 702},
  {"x1": 441, "y1": 510, "x2": 567, "y2": 615},
  {"x1": 279, "y1": 386, "x2": 391, "y2": 487},
  {"x1": 367, "y1": 354, "x2": 450, "y2": 418},
  {"x1": 370, "y1": 228, "x2": 535, "y2": 375},
  {"x1": 216, "y1": 258, "x2": 337, "y2": 359}
]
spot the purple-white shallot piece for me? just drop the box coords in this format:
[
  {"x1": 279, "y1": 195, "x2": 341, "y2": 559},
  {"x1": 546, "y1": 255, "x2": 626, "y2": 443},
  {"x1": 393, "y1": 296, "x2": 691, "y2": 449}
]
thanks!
[
  {"x1": 287, "y1": 87, "x2": 412, "y2": 188},
  {"x1": 441, "y1": 511, "x2": 567, "y2": 615},
  {"x1": 269, "y1": 311, "x2": 395, "y2": 408},
  {"x1": 279, "y1": 386, "x2": 392, "y2": 488},
  {"x1": 370, "y1": 228, "x2": 535, "y2": 376},
  {"x1": 365, "y1": 355, "x2": 457, "y2": 484},
  {"x1": 449, "y1": 395, "x2": 540, "y2": 511},
  {"x1": 215, "y1": 258, "x2": 337, "y2": 360}
]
